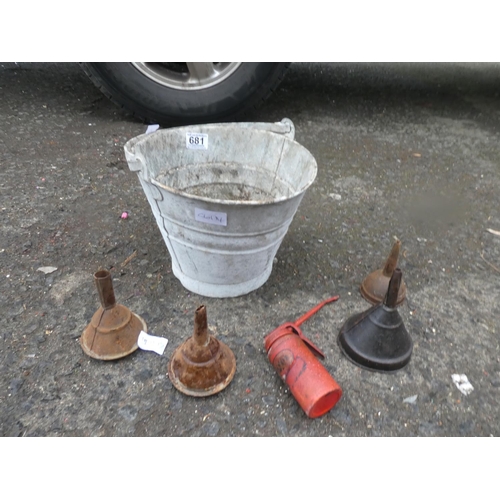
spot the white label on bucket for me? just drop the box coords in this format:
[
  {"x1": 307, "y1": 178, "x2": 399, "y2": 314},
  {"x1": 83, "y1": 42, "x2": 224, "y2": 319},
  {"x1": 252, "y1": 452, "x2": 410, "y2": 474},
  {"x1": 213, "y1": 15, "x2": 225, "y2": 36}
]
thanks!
[
  {"x1": 195, "y1": 208, "x2": 227, "y2": 226},
  {"x1": 137, "y1": 330, "x2": 168, "y2": 355},
  {"x1": 186, "y1": 132, "x2": 208, "y2": 150}
]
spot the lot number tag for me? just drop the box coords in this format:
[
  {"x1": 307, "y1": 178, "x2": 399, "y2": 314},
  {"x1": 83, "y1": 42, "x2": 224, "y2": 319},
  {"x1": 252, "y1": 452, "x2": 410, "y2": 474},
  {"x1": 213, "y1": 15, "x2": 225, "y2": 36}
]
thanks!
[{"x1": 186, "y1": 132, "x2": 208, "y2": 150}]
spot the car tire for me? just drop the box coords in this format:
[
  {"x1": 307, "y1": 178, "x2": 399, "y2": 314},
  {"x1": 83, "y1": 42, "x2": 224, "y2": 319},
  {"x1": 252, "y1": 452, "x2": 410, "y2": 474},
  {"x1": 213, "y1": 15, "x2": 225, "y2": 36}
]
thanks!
[{"x1": 81, "y1": 62, "x2": 290, "y2": 126}]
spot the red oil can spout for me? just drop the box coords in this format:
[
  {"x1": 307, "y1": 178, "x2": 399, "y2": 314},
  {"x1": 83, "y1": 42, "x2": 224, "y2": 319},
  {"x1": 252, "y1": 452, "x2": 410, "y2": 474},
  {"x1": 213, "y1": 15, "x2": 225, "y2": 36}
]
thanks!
[
  {"x1": 294, "y1": 295, "x2": 339, "y2": 357},
  {"x1": 294, "y1": 295, "x2": 339, "y2": 327},
  {"x1": 264, "y1": 296, "x2": 340, "y2": 359}
]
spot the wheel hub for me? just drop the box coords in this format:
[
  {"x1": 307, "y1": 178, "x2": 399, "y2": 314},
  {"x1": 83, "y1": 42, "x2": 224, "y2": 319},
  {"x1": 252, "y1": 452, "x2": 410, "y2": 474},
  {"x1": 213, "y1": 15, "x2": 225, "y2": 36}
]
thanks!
[{"x1": 131, "y1": 62, "x2": 242, "y2": 90}]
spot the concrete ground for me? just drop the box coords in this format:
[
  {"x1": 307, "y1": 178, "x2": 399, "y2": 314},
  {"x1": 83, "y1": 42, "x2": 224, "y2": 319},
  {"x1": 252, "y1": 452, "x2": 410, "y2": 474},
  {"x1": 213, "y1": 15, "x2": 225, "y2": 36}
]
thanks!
[{"x1": 1, "y1": 62, "x2": 499, "y2": 436}]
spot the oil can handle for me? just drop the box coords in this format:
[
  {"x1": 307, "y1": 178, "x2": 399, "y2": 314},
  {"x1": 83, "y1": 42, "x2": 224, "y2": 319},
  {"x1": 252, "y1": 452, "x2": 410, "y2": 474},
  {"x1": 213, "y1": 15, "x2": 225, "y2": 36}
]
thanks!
[{"x1": 291, "y1": 324, "x2": 326, "y2": 359}]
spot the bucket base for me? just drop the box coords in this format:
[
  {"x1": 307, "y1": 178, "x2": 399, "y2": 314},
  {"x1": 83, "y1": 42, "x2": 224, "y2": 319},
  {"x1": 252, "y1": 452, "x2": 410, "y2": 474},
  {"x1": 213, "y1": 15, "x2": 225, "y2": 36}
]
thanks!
[{"x1": 172, "y1": 263, "x2": 272, "y2": 298}]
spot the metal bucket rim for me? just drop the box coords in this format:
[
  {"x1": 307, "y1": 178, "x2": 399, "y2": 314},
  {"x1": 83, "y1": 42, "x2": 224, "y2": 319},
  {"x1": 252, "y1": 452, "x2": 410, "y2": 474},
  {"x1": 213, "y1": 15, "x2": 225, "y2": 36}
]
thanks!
[{"x1": 127, "y1": 123, "x2": 317, "y2": 206}]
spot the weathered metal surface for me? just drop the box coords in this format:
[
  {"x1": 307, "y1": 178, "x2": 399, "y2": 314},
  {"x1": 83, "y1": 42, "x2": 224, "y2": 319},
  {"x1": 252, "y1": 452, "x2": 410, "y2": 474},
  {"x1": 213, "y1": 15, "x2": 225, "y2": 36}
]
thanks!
[
  {"x1": 168, "y1": 305, "x2": 236, "y2": 397},
  {"x1": 80, "y1": 270, "x2": 146, "y2": 360},
  {"x1": 264, "y1": 297, "x2": 342, "y2": 418},
  {"x1": 339, "y1": 268, "x2": 413, "y2": 372},
  {"x1": 124, "y1": 119, "x2": 317, "y2": 298},
  {"x1": 360, "y1": 239, "x2": 407, "y2": 305}
]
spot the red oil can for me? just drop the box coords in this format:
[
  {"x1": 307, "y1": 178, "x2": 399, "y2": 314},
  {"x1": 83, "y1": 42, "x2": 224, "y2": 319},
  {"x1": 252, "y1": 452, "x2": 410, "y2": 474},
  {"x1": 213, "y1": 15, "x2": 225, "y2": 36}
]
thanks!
[{"x1": 264, "y1": 297, "x2": 342, "y2": 418}]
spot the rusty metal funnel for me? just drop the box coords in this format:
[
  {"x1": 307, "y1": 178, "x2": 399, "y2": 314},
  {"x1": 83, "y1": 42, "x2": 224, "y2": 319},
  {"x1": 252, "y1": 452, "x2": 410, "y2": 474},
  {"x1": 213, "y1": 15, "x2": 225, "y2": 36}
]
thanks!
[
  {"x1": 168, "y1": 305, "x2": 236, "y2": 397},
  {"x1": 360, "y1": 239, "x2": 406, "y2": 305},
  {"x1": 338, "y1": 268, "x2": 413, "y2": 372},
  {"x1": 80, "y1": 269, "x2": 146, "y2": 360}
]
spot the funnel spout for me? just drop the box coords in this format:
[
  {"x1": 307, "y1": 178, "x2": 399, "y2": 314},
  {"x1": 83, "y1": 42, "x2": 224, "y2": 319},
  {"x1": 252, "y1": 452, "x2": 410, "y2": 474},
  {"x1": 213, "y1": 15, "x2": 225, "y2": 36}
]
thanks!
[
  {"x1": 94, "y1": 270, "x2": 116, "y2": 310},
  {"x1": 384, "y1": 268, "x2": 402, "y2": 308},
  {"x1": 382, "y1": 239, "x2": 401, "y2": 277},
  {"x1": 360, "y1": 239, "x2": 406, "y2": 306},
  {"x1": 194, "y1": 305, "x2": 209, "y2": 346}
]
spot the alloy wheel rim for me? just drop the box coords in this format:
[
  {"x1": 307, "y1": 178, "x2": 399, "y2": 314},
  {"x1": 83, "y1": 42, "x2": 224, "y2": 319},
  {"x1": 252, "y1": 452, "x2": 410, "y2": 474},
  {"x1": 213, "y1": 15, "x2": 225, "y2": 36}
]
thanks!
[{"x1": 131, "y1": 62, "x2": 242, "y2": 90}]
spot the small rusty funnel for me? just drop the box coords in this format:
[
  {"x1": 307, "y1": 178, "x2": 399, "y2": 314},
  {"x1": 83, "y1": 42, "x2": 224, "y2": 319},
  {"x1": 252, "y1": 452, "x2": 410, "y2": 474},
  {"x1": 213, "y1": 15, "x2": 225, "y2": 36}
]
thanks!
[
  {"x1": 338, "y1": 268, "x2": 413, "y2": 372},
  {"x1": 168, "y1": 305, "x2": 236, "y2": 397},
  {"x1": 360, "y1": 239, "x2": 406, "y2": 305},
  {"x1": 80, "y1": 269, "x2": 146, "y2": 360}
]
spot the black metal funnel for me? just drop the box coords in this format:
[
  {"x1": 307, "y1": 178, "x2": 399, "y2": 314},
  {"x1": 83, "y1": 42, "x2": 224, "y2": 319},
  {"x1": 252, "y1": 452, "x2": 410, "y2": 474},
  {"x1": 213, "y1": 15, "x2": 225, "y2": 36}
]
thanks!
[{"x1": 338, "y1": 268, "x2": 412, "y2": 372}]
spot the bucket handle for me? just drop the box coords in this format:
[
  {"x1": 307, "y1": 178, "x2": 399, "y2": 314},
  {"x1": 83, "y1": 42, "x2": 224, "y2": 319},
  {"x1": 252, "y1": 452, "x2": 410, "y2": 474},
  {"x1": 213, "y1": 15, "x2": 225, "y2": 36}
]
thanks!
[
  {"x1": 124, "y1": 133, "x2": 151, "y2": 181},
  {"x1": 240, "y1": 118, "x2": 295, "y2": 140}
]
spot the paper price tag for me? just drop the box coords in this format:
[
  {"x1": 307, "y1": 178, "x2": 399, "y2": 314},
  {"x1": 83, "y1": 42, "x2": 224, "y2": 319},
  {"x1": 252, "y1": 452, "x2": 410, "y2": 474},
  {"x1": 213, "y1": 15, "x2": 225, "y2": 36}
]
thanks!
[
  {"x1": 195, "y1": 208, "x2": 227, "y2": 226},
  {"x1": 186, "y1": 132, "x2": 208, "y2": 150},
  {"x1": 137, "y1": 330, "x2": 168, "y2": 355}
]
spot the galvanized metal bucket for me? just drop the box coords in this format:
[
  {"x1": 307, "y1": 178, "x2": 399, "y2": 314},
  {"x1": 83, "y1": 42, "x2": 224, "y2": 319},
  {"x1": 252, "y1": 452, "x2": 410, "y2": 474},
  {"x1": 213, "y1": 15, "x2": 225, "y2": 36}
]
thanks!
[{"x1": 124, "y1": 118, "x2": 317, "y2": 298}]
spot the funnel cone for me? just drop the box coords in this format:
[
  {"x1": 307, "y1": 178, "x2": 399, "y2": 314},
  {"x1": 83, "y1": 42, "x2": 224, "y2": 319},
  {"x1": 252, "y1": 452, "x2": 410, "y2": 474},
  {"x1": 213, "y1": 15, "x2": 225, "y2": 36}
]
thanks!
[
  {"x1": 168, "y1": 305, "x2": 236, "y2": 397},
  {"x1": 80, "y1": 270, "x2": 146, "y2": 360},
  {"x1": 339, "y1": 269, "x2": 412, "y2": 372},
  {"x1": 360, "y1": 239, "x2": 406, "y2": 305}
]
